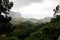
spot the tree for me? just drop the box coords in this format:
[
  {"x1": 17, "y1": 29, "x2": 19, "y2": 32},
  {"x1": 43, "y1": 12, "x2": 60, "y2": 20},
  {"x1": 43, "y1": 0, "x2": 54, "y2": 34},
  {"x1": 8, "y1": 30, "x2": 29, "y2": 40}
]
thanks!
[
  {"x1": 53, "y1": 5, "x2": 59, "y2": 16},
  {"x1": 0, "y1": 0, "x2": 15, "y2": 38}
]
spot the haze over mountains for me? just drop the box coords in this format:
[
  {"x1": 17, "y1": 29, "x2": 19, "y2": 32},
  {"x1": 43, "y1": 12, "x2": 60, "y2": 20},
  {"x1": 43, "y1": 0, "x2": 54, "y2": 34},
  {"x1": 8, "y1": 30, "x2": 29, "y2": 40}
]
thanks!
[
  {"x1": 8, "y1": 11, "x2": 51, "y2": 24},
  {"x1": 9, "y1": 11, "x2": 21, "y2": 18}
]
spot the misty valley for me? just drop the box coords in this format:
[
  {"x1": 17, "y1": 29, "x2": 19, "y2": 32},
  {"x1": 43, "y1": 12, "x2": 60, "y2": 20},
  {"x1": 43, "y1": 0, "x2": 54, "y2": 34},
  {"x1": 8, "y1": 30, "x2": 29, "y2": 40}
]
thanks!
[{"x1": 0, "y1": 0, "x2": 60, "y2": 40}]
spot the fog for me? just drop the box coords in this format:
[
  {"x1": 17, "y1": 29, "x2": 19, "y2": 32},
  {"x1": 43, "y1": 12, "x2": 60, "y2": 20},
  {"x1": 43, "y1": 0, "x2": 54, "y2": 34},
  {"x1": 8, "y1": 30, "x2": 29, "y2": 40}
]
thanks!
[{"x1": 10, "y1": 0, "x2": 60, "y2": 19}]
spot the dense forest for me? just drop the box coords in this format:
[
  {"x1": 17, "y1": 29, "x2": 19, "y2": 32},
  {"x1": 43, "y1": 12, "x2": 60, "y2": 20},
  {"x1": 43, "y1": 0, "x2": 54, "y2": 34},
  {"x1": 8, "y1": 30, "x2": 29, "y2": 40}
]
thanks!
[
  {"x1": 0, "y1": 14, "x2": 60, "y2": 40},
  {"x1": 0, "y1": 0, "x2": 60, "y2": 40},
  {"x1": 1, "y1": 15, "x2": 60, "y2": 40}
]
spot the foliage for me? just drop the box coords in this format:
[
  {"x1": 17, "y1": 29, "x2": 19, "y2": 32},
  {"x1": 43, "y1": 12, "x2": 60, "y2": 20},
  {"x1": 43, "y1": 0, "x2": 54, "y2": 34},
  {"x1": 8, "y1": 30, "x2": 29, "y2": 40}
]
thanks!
[
  {"x1": 0, "y1": 0, "x2": 16, "y2": 39},
  {"x1": 0, "y1": 36, "x2": 19, "y2": 40},
  {"x1": 0, "y1": 15, "x2": 60, "y2": 40},
  {"x1": 25, "y1": 15, "x2": 60, "y2": 40},
  {"x1": 0, "y1": 0, "x2": 60, "y2": 40}
]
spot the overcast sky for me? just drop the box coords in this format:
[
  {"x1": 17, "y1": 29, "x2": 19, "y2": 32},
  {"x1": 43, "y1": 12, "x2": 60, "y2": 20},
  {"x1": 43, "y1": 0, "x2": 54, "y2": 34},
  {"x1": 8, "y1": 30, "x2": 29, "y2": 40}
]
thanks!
[{"x1": 10, "y1": 0, "x2": 60, "y2": 19}]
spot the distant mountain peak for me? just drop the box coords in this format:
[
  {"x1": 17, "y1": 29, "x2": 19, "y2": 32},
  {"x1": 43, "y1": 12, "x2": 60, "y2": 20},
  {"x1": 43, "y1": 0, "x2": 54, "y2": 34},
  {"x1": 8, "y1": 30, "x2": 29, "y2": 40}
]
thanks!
[{"x1": 8, "y1": 11, "x2": 21, "y2": 18}]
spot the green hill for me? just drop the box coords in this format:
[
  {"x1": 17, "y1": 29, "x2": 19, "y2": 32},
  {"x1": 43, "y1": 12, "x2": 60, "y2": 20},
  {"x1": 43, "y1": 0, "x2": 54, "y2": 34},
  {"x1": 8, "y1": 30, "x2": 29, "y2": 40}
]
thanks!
[
  {"x1": 25, "y1": 15, "x2": 60, "y2": 40},
  {"x1": 1, "y1": 15, "x2": 60, "y2": 40}
]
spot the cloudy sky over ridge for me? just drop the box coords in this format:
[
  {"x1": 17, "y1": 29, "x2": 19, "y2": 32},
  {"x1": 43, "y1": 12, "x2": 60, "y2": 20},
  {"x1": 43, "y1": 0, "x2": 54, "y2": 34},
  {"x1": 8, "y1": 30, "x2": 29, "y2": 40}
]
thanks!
[{"x1": 10, "y1": 0, "x2": 60, "y2": 19}]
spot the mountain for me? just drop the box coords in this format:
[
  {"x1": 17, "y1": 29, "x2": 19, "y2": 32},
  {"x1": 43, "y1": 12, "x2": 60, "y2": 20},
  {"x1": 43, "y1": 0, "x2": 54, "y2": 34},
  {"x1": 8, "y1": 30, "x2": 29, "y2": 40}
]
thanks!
[
  {"x1": 8, "y1": 11, "x2": 29, "y2": 24},
  {"x1": 9, "y1": 11, "x2": 27, "y2": 21},
  {"x1": 40, "y1": 17, "x2": 51, "y2": 23},
  {"x1": 8, "y1": 11, "x2": 51, "y2": 24},
  {"x1": 25, "y1": 15, "x2": 60, "y2": 40},
  {"x1": 9, "y1": 12, "x2": 21, "y2": 18},
  {"x1": 8, "y1": 11, "x2": 21, "y2": 20},
  {"x1": 28, "y1": 18, "x2": 42, "y2": 23}
]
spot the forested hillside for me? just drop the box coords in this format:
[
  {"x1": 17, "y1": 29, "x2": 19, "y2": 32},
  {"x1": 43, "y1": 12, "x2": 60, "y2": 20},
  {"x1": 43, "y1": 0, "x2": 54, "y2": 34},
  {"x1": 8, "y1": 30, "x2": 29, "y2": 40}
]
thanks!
[
  {"x1": 25, "y1": 15, "x2": 60, "y2": 40},
  {"x1": 0, "y1": 0, "x2": 60, "y2": 40},
  {"x1": 0, "y1": 15, "x2": 60, "y2": 40}
]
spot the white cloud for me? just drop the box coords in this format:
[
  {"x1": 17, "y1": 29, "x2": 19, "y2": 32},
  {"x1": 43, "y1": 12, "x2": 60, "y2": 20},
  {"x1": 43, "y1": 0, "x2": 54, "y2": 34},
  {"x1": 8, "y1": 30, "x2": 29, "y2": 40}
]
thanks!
[
  {"x1": 10, "y1": 0, "x2": 43, "y2": 9},
  {"x1": 10, "y1": 0, "x2": 60, "y2": 19}
]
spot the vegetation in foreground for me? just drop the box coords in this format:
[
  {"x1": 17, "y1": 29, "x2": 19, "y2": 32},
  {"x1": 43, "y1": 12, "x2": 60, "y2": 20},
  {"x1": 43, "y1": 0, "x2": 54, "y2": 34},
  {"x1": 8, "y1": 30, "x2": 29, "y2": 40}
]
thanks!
[
  {"x1": 0, "y1": 15, "x2": 60, "y2": 40},
  {"x1": 0, "y1": 0, "x2": 60, "y2": 40}
]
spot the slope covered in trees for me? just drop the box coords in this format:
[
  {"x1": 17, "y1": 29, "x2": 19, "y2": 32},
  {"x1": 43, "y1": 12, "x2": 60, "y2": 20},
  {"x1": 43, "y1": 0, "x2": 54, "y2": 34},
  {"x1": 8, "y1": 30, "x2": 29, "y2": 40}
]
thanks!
[
  {"x1": 1, "y1": 15, "x2": 60, "y2": 40},
  {"x1": 0, "y1": 0, "x2": 60, "y2": 40},
  {"x1": 25, "y1": 15, "x2": 60, "y2": 40}
]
